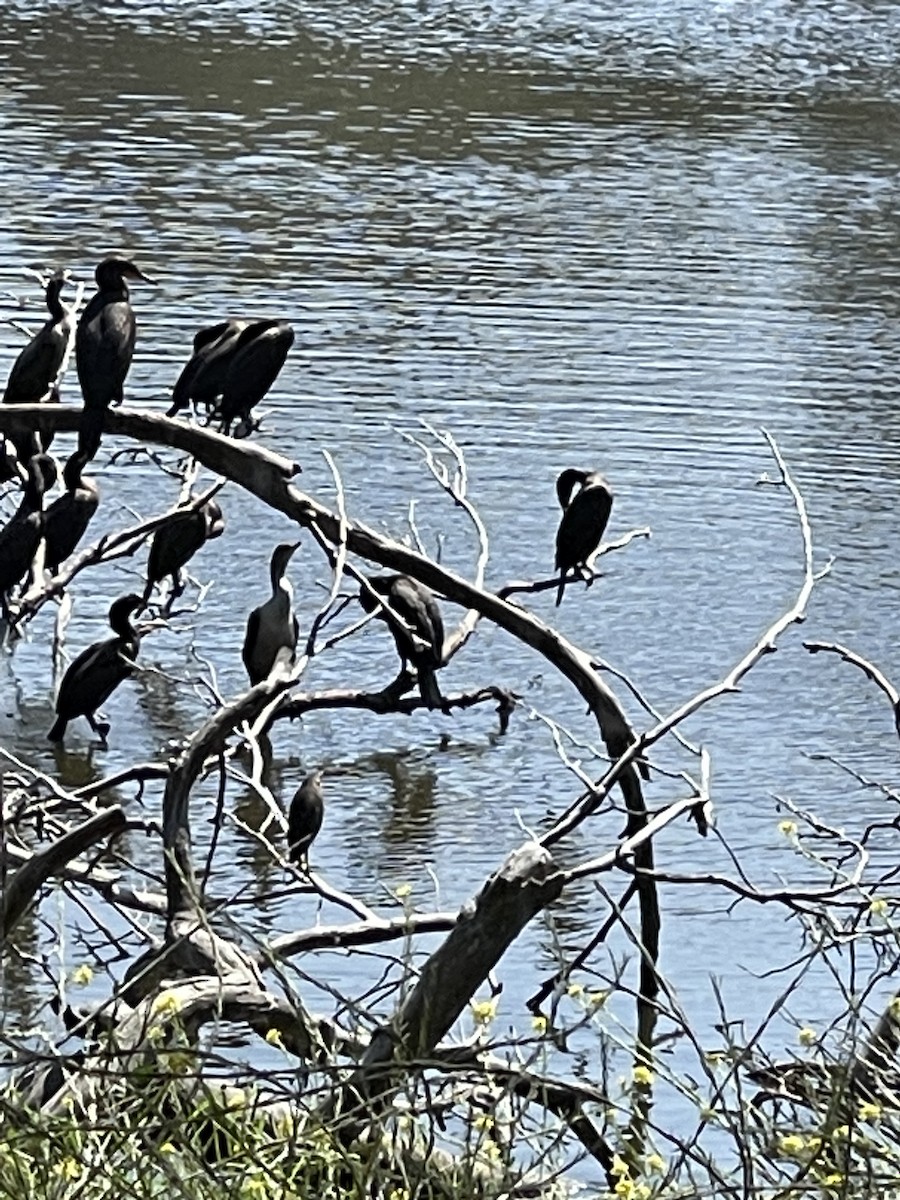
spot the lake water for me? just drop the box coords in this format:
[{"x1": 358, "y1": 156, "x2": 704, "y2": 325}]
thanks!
[{"x1": 2, "y1": 0, "x2": 900, "y2": 1172}]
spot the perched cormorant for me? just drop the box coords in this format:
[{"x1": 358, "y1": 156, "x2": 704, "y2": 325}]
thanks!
[
  {"x1": 48, "y1": 593, "x2": 143, "y2": 744},
  {"x1": 3, "y1": 271, "x2": 73, "y2": 460},
  {"x1": 214, "y1": 320, "x2": 294, "y2": 436},
  {"x1": 143, "y1": 498, "x2": 226, "y2": 610},
  {"x1": 359, "y1": 574, "x2": 448, "y2": 712},
  {"x1": 288, "y1": 770, "x2": 324, "y2": 869},
  {"x1": 75, "y1": 256, "x2": 154, "y2": 460},
  {"x1": 0, "y1": 453, "x2": 57, "y2": 616},
  {"x1": 554, "y1": 469, "x2": 613, "y2": 606},
  {"x1": 43, "y1": 451, "x2": 99, "y2": 574},
  {"x1": 242, "y1": 542, "x2": 300, "y2": 684},
  {"x1": 167, "y1": 319, "x2": 249, "y2": 418}
]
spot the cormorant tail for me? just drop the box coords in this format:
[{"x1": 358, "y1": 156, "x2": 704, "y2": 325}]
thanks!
[
  {"x1": 419, "y1": 666, "x2": 449, "y2": 714},
  {"x1": 555, "y1": 572, "x2": 567, "y2": 607},
  {"x1": 77, "y1": 410, "x2": 104, "y2": 462},
  {"x1": 47, "y1": 714, "x2": 67, "y2": 742}
]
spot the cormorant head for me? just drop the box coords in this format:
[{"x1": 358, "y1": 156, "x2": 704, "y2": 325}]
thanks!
[
  {"x1": 108, "y1": 593, "x2": 144, "y2": 635},
  {"x1": 62, "y1": 451, "x2": 90, "y2": 491},
  {"x1": 204, "y1": 499, "x2": 226, "y2": 540},
  {"x1": 555, "y1": 468, "x2": 593, "y2": 510},
  {"x1": 358, "y1": 574, "x2": 395, "y2": 614},
  {"x1": 269, "y1": 541, "x2": 300, "y2": 588},
  {"x1": 94, "y1": 256, "x2": 156, "y2": 290},
  {"x1": 26, "y1": 452, "x2": 58, "y2": 502}
]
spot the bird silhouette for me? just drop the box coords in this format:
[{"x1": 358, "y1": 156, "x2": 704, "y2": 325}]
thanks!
[{"x1": 554, "y1": 469, "x2": 613, "y2": 605}]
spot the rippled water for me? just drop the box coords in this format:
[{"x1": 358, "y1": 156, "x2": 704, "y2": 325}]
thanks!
[{"x1": 3, "y1": 0, "x2": 900, "y2": 1154}]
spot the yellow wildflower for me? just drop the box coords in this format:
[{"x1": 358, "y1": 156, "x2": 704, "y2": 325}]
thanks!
[
  {"x1": 265, "y1": 1028, "x2": 284, "y2": 1047},
  {"x1": 588, "y1": 989, "x2": 609, "y2": 1009},
  {"x1": 797, "y1": 1027, "x2": 817, "y2": 1046},
  {"x1": 53, "y1": 1158, "x2": 82, "y2": 1180},
  {"x1": 610, "y1": 1154, "x2": 631, "y2": 1177},
  {"x1": 778, "y1": 819, "x2": 798, "y2": 837},
  {"x1": 831, "y1": 1124, "x2": 849, "y2": 1140},
  {"x1": 779, "y1": 1134, "x2": 805, "y2": 1157},
  {"x1": 394, "y1": 883, "x2": 412, "y2": 899},
  {"x1": 388, "y1": 1191, "x2": 411, "y2": 1200},
  {"x1": 566, "y1": 981, "x2": 584, "y2": 997},
  {"x1": 159, "y1": 1142, "x2": 176, "y2": 1154},
  {"x1": 891, "y1": 996, "x2": 900, "y2": 1019},
  {"x1": 859, "y1": 1101, "x2": 882, "y2": 1122},
  {"x1": 70, "y1": 964, "x2": 93, "y2": 987},
  {"x1": 470, "y1": 998, "x2": 498, "y2": 1025},
  {"x1": 646, "y1": 1152, "x2": 665, "y2": 1173},
  {"x1": 240, "y1": 1176, "x2": 269, "y2": 1199},
  {"x1": 822, "y1": 1173, "x2": 844, "y2": 1187},
  {"x1": 532, "y1": 1014, "x2": 548, "y2": 1034},
  {"x1": 869, "y1": 898, "x2": 888, "y2": 917},
  {"x1": 473, "y1": 1113, "x2": 494, "y2": 1132},
  {"x1": 152, "y1": 990, "x2": 182, "y2": 1018},
  {"x1": 632, "y1": 1064, "x2": 654, "y2": 1087}
]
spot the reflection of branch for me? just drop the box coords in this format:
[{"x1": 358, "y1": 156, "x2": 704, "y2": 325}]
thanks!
[{"x1": 1, "y1": 807, "x2": 126, "y2": 939}]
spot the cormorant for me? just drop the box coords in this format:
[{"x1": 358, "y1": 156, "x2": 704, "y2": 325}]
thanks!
[
  {"x1": 359, "y1": 574, "x2": 448, "y2": 712},
  {"x1": 43, "y1": 451, "x2": 100, "y2": 574},
  {"x1": 214, "y1": 320, "x2": 294, "y2": 436},
  {"x1": 48, "y1": 593, "x2": 143, "y2": 744},
  {"x1": 167, "y1": 319, "x2": 248, "y2": 418},
  {"x1": 242, "y1": 542, "x2": 300, "y2": 684},
  {"x1": 288, "y1": 770, "x2": 324, "y2": 869},
  {"x1": 3, "y1": 271, "x2": 73, "y2": 460},
  {"x1": 554, "y1": 469, "x2": 613, "y2": 606},
  {"x1": 143, "y1": 498, "x2": 226, "y2": 610},
  {"x1": 75, "y1": 256, "x2": 154, "y2": 460},
  {"x1": 0, "y1": 453, "x2": 57, "y2": 617}
]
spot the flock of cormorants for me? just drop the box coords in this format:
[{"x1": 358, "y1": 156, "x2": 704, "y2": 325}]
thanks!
[{"x1": 1, "y1": 255, "x2": 614, "y2": 864}]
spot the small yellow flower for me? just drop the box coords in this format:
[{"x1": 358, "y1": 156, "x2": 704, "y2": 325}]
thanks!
[
  {"x1": 822, "y1": 1173, "x2": 844, "y2": 1187},
  {"x1": 891, "y1": 996, "x2": 900, "y2": 1019},
  {"x1": 240, "y1": 1176, "x2": 269, "y2": 1199},
  {"x1": 779, "y1": 1134, "x2": 806, "y2": 1157},
  {"x1": 470, "y1": 998, "x2": 498, "y2": 1025},
  {"x1": 587, "y1": 988, "x2": 609, "y2": 1009},
  {"x1": 646, "y1": 1152, "x2": 665, "y2": 1173},
  {"x1": 388, "y1": 1191, "x2": 411, "y2": 1200},
  {"x1": 632, "y1": 1064, "x2": 655, "y2": 1087},
  {"x1": 147, "y1": 1024, "x2": 165, "y2": 1044},
  {"x1": 831, "y1": 1124, "x2": 849, "y2": 1141},
  {"x1": 225, "y1": 1088, "x2": 247, "y2": 1109},
  {"x1": 610, "y1": 1154, "x2": 631, "y2": 1178},
  {"x1": 778, "y1": 819, "x2": 798, "y2": 837},
  {"x1": 566, "y1": 981, "x2": 584, "y2": 997},
  {"x1": 265, "y1": 1028, "x2": 284, "y2": 1047},
  {"x1": 159, "y1": 1142, "x2": 176, "y2": 1154},
  {"x1": 798, "y1": 1027, "x2": 817, "y2": 1046},
  {"x1": 152, "y1": 990, "x2": 182, "y2": 1018},
  {"x1": 53, "y1": 1158, "x2": 82, "y2": 1180},
  {"x1": 532, "y1": 1014, "x2": 548, "y2": 1034},
  {"x1": 859, "y1": 1101, "x2": 882, "y2": 1122},
  {"x1": 869, "y1": 898, "x2": 888, "y2": 917},
  {"x1": 473, "y1": 1113, "x2": 494, "y2": 1132},
  {"x1": 70, "y1": 964, "x2": 93, "y2": 987},
  {"x1": 394, "y1": 883, "x2": 412, "y2": 899}
]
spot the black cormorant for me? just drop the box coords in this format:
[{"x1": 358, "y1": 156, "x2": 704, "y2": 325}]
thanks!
[
  {"x1": 242, "y1": 542, "x2": 300, "y2": 684},
  {"x1": 167, "y1": 319, "x2": 248, "y2": 418},
  {"x1": 43, "y1": 451, "x2": 100, "y2": 574},
  {"x1": 143, "y1": 498, "x2": 226, "y2": 610},
  {"x1": 3, "y1": 271, "x2": 73, "y2": 459},
  {"x1": 554, "y1": 469, "x2": 613, "y2": 606},
  {"x1": 288, "y1": 770, "x2": 324, "y2": 869},
  {"x1": 214, "y1": 320, "x2": 294, "y2": 436},
  {"x1": 0, "y1": 453, "x2": 57, "y2": 616},
  {"x1": 359, "y1": 574, "x2": 448, "y2": 712},
  {"x1": 48, "y1": 593, "x2": 143, "y2": 744},
  {"x1": 75, "y1": 256, "x2": 154, "y2": 460}
]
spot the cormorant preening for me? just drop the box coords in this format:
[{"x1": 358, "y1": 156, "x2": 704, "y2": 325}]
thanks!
[
  {"x1": 43, "y1": 451, "x2": 99, "y2": 574},
  {"x1": 359, "y1": 574, "x2": 448, "y2": 712},
  {"x1": 48, "y1": 593, "x2": 143, "y2": 744},
  {"x1": 0, "y1": 453, "x2": 57, "y2": 617},
  {"x1": 242, "y1": 542, "x2": 300, "y2": 684},
  {"x1": 214, "y1": 320, "x2": 294, "y2": 436},
  {"x1": 75, "y1": 256, "x2": 154, "y2": 460},
  {"x1": 167, "y1": 319, "x2": 248, "y2": 418},
  {"x1": 3, "y1": 271, "x2": 73, "y2": 460},
  {"x1": 143, "y1": 498, "x2": 226, "y2": 610},
  {"x1": 554, "y1": 469, "x2": 613, "y2": 606},
  {"x1": 288, "y1": 770, "x2": 324, "y2": 869}
]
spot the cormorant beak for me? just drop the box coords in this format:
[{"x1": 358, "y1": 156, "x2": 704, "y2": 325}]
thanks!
[{"x1": 127, "y1": 266, "x2": 156, "y2": 285}]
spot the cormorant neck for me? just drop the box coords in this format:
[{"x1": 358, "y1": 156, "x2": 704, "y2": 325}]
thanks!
[{"x1": 46, "y1": 279, "x2": 66, "y2": 321}]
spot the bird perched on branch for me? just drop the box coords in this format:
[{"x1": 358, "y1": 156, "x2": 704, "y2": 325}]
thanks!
[
  {"x1": 0, "y1": 453, "x2": 57, "y2": 618},
  {"x1": 76, "y1": 256, "x2": 155, "y2": 460},
  {"x1": 3, "y1": 270, "x2": 74, "y2": 460},
  {"x1": 242, "y1": 542, "x2": 300, "y2": 684},
  {"x1": 143, "y1": 498, "x2": 226, "y2": 612},
  {"x1": 167, "y1": 319, "x2": 249, "y2": 419},
  {"x1": 214, "y1": 319, "x2": 294, "y2": 437},
  {"x1": 48, "y1": 593, "x2": 143, "y2": 744},
  {"x1": 43, "y1": 450, "x2": 99, "y2": 574},
  {"x1": 288, "y1": 770, "x2": 324, "y2": 869},
  {"x1": 359, "y1": 574, "x2": 449, "y2": 713},
  {"x1": 554, "y1": 469, "x2": 613, "y2": 606}
]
